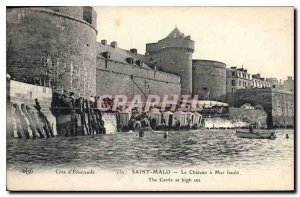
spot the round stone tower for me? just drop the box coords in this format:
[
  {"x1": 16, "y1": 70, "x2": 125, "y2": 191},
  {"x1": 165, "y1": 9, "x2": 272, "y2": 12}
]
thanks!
[
  {"x1": 192, "y1": 60, "x2": 227, "y2": 101},
  {"x1": 146, "y1": 27, "x2": 195, "y2": 95},
  {"x1": 6, "y1": 6, "x2": 97, "y2": 98}
]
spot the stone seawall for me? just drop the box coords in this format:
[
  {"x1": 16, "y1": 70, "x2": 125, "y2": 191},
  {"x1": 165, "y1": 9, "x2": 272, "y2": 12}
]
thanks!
[
  {"x1": 226, "y1": 88, "x2": 294, "y2": 128},
  {"x1": 228, "y1": 107, "x2": 267, "y2": 128},
  {"x1": 7, "y1": 80, "x2": 57, "y2": 137}
]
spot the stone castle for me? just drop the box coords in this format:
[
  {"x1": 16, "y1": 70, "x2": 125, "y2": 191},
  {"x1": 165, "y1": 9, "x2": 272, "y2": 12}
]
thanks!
[
  {"x1": 6, "y1": 6, "x2": 294, "y2": 128},
  {"x1": 6, "y1": 6, "x2": 227, "y2": 101}
]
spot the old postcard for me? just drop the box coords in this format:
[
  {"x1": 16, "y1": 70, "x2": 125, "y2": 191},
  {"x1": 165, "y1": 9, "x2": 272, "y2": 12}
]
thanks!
[{"x1": 6, "y1": 6, "x2": 294, "y2": 191}]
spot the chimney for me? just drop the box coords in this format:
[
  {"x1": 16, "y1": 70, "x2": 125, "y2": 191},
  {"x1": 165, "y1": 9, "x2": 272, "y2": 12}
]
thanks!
[
  {"x1": 101, "y1": 40, "x2": 107, "y2": 45},
  {"x1": 231, "y1": 67, "x2": 236, "y2": 69},
  {"x1": 110, "y1": 41, "x2": 118, "y2": 48},
  {"x1": 252, "y1": 74, "x2": 261, "y2": 79},
  {"x1": 130, "y1": 48, "x2": 137, "y2": 54}
]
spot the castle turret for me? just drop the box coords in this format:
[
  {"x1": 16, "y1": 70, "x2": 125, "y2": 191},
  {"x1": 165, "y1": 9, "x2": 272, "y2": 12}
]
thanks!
[
  {"x1": 145, "y1": 27, "x2": 195, "y2": 94},
  {"x1": 6, "y1": 6, "x2": 97, "y2": 97},
  {"x1": 192, "y1": 60, "x2": 226, "y2": 100}
]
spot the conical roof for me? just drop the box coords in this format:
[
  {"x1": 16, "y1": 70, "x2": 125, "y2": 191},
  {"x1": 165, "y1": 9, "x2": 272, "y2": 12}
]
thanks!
[{"x1": 167, "y1": 27, "x2": 185, "y2": 38}]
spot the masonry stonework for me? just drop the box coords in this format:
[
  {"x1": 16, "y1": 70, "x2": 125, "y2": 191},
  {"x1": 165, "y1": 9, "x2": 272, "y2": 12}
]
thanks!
[
  {"x1": 226, "y1": 88, "x2": 294, "y2": 128},
  {"x1": 7, "y1": 7, "x2": 97, "y2": 98},
  {"x1": 145, "y1": 28, "x2": 195, "y2": 95},
  {"x1": 96, "y1": 58, "x2": 181, "y2": 100},
  {"x1": 192, "y1": 60, "x2": 226, "y2": 100}
]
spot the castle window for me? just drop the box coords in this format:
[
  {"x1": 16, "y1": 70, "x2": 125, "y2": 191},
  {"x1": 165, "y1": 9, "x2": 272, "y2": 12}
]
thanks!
[
  {"x1": 136, "y1": 60, "x2": 143, "y2": 67},
  {"x1": 232, "y1": 71, "x2": 235, "y2": 77},
  {"x1": 126, "y1": 57, "x2": 134, "y2": 65},
  {"x1": 239, "y1": 81, "x2": 241, "y2": 87},
  {"x1": 103, "y1": 52, "x2": 111, "y2": 59},
  {"x1": 232, "y1": 80, "x2": 235, "y2": 86}
]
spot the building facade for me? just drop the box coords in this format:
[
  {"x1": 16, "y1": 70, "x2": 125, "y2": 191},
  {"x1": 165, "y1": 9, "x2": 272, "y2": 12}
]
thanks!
[
  {"x1": 252, "y1": 74, "x2": 271, "y2": 88},
  {"x1": 226, "y1": 67, "x2": 253, "y2": 93},
  {"x1": 226, "y1": 67, "x2": 272, "y2": 93}
]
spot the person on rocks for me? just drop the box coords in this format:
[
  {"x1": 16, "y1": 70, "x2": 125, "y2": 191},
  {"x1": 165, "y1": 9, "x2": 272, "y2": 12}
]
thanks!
[
  {"x1": 89, "y1": 95, "x2": 95, "y2": 103},
  {"x1": 34, "y1": 98, "x2": 41, "y2": 112}
]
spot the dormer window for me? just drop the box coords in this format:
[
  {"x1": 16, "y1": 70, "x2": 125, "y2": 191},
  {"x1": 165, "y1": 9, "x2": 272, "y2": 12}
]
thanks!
[
  {"x1": 136, "y1": 60, "x2": 143, "y2": 66},
  {"x1": 126, "y1": 57, "x2": 134, "y2": 64},
  {"x1": 103, "y1": 52, "x2": 111, "y2": 59}
]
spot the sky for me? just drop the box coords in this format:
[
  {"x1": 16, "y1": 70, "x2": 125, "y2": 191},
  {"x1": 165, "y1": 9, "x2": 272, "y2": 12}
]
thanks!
[{"x1": 94, "y1": 7, "x2": 294, "y2": 80}]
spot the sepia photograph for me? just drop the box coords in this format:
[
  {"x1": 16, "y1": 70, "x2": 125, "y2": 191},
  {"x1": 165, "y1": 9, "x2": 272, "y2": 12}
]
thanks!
[{"x1": 5, "y1": 6, "x2": 294, "y2": 191}]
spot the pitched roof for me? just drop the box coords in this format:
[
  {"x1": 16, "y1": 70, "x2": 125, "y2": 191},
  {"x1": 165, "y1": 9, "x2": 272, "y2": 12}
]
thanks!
[
  {"x1": 96, "y1": 42, "x2": 152, "y2": 69},
  {"x1": 167, "y1": 27, "x2": 185, "y2": 38}
]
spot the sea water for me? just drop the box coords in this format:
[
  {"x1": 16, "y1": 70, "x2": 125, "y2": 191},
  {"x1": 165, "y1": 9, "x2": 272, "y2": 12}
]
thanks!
[{"x1": 6, "y1": 129, "x2": 294, "y2": 171}]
